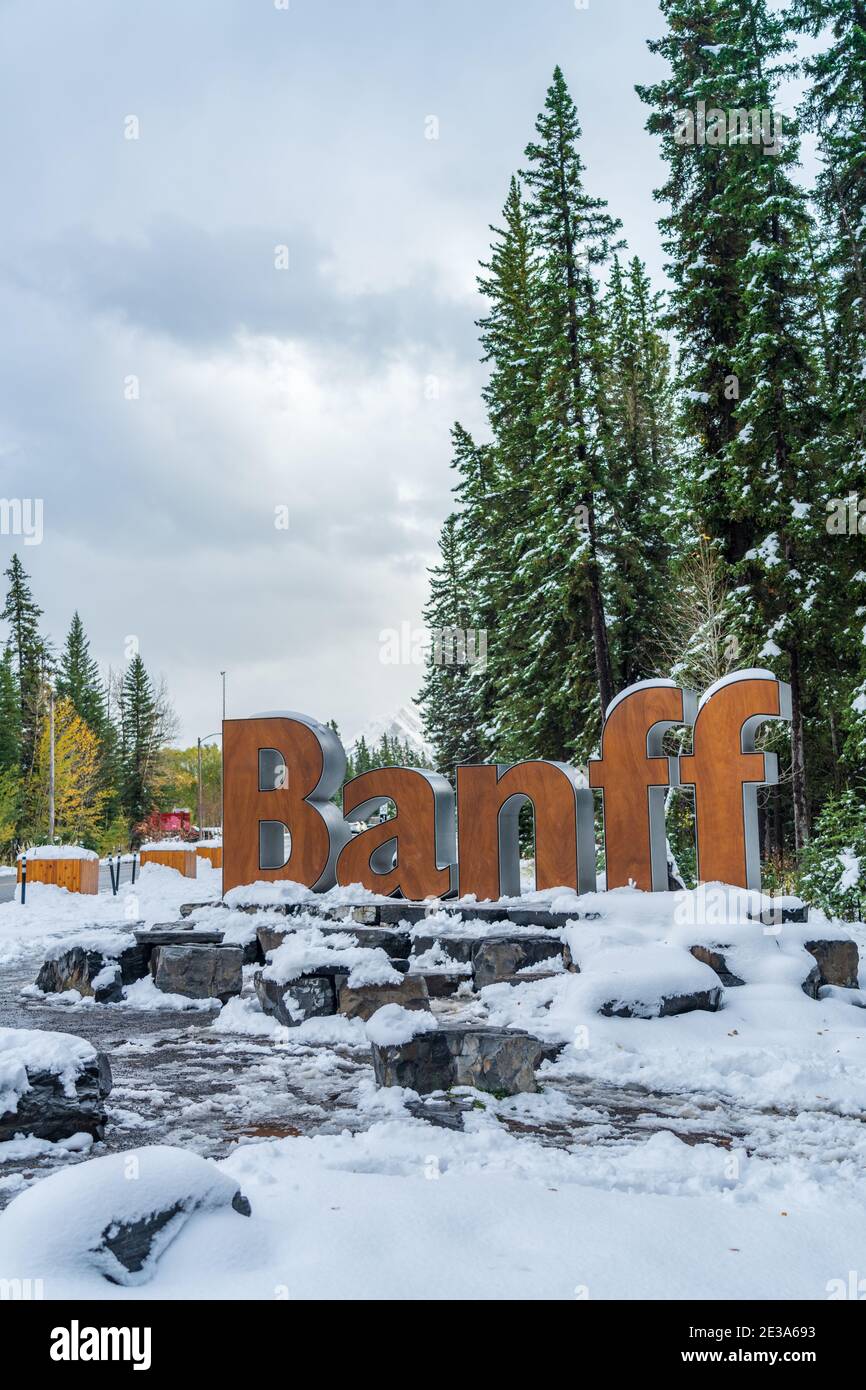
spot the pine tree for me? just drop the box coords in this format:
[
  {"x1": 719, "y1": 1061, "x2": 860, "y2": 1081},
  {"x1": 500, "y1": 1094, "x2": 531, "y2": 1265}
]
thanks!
[
  {"x1": 470, "y1": 179, "x2": 545, "y2": 757},
  {"x1": 419, "y1": 513, "x2": 489, "y2": 772},
  {"x1": 0, "y1": 646, "x2": 20, "y2": 773},
  {"x1": 793, "y1": 0, "x2": 866, "y2": 452},
  {"x1": 637, "y1": 0, "x2": 764, "y2": 564},
  {"x1": 56, "y1": 612, "x2": 107, "y2": 737},
  {"x1": 1, "y1": 554, "x2": 49, "y2": 787},
  {"x1": 793, "y1": 0, "x2": 866, "y2": 773},
  {"x1": 639, "y1": 0, "x2": 840, "y2": 849},
  {"x1": 520, "y1": 66, "x2": 623, "y2": 736},
  {"x1": 118, "y1": 654, "x2": 161, "y2": 835},
  {"x1": 602, "y1": 255, "x2": 676, "y2": 687}
]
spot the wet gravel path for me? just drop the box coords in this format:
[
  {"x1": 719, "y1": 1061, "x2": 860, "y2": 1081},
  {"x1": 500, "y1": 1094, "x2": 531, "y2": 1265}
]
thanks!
[{"x1": 3, "y1": 938, "x2": 864, "y2": 1208}]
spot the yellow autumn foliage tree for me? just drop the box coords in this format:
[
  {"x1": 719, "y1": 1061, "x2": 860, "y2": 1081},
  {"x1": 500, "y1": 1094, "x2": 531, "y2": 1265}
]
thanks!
[{"x1": 32, "y1": 697, "x2": 107, "y2": 846}]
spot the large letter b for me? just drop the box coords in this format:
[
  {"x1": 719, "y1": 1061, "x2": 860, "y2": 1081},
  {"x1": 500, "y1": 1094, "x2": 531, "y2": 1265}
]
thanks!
[{"x1": 222, "y1": 712, "x2": 350, "y2": 895}]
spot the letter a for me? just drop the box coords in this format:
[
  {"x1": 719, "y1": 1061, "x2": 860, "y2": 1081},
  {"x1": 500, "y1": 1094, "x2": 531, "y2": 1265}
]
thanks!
[
  {"x1": 677, "y1": 671, "x2": 791, "y2": 890},
  {"x1": 222, "y1": 711, "x2": 351, "y2": 893},
  {"x1": 337, "y1": 767, "x2": 457, "y2": 899},
  {"x1": 589, "y1": 681, "x2": 696, "y2": 891}
]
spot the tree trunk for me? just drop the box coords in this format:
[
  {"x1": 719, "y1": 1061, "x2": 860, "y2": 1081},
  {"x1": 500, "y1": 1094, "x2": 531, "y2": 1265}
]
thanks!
[{"x1": 788, "y1": 646, "x2": 810, "y2": 851}]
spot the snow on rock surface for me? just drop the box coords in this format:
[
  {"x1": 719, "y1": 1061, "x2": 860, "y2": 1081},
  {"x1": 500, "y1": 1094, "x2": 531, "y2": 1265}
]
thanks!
[
  {"x1": 366, "y1": 1003, "x2": 440, "y2": 1046},
  {"x1": 0, "y1": 1144, "x2": 250, "y2": 1287},
  {"x1": 263, "y1": 927, "x2": 403, "y2": 988},
  {"x1": 0, "y1": 1029, "x2": 99, "y2": 1116}
]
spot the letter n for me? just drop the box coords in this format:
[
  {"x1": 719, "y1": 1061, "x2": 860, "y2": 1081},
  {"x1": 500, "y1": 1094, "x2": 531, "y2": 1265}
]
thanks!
[
  {"x1": 677, "y1": 672, "x2": 791, "y2": 890},
  {"x1": 222, "y1": 712, "x2": 350, "y2": 894},
  {"x1": 456, "y1": 762, "x2": 594, "y2": 900}
]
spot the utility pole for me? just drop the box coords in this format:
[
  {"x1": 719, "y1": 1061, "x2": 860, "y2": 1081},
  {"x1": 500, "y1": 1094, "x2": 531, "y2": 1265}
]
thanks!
[
  {"x1": 48, "y1": 688, "x2": 56, "y2": 841},
  {"x1": 197, "y1": 736, "x2": 203, "y2": 834}
]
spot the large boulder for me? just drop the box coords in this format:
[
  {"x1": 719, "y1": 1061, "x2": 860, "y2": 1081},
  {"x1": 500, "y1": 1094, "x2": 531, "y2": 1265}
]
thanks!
[
  {"x1": 151, "y1": 945, "x2": 243, "y2": 1003},
  {"x1": 804, "y1": 938, "x2": 859, "y2": 990},
  {"x1": 411, "y1": 933, "x2": 477, "y2": 965},
  {"x1": 36, "y1": 940, "x2": 148, "y2": 1003},
  {"x1": 371, "y1": 1024, "x2": 550, "y2": 1095},
  {"x1": 0, "y1": 1029, "x2": 112, "y2": 1142},
  {"x1": 0, "y1": 1145, "x2": 250, "y2": 1287},
  {"x1": 253, "y1": 970, "x2": 340, "y2": 1025},
  {"x1": 338, "y1": 974, "x2": 430, "y2": 1021},
  {"x1": 471, "y1": 935, "x2": 564, "y2": 989},
  {"x1": 689, "y1": 944, "x2": 746, "y2": 988},
  {"x1": 598, "y1": 985, "x2": 722, "y2": 1018}
]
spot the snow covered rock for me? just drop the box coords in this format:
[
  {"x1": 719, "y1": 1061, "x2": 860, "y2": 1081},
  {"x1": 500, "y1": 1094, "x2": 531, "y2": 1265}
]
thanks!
[
  {"x1": 689, "y1": 944, "x2": 746, "y2": 988},
  {"x1": 371, "y1": 1024, "x2": 551, "y2": 1095},
  {"x1": 256, "y1": 920, "x2": 412, "y2": 961},
  {"x1": 0, "y1": 1028, "x2": 112, "y2": 1142},
  {"x1": 747, "y1": 897, "x2": 808, "y2": 926},
  {"x1": 337, "y1": 974, "x2": 430, "y2": 1021},
  {"x1": 254, "y1": 970, "x2": 339, "y2": 1025},
  {"x1": 472, "y1": 935, "x2": 564, "y2": 989},
  {"x1": 0, "y1": 1145, "x2": 250, "y2": 1287},
  {"x1": 562, "y1": 938, "x2": 724, "y2": 1019},
  {"x1": 803, "y1": 938, "x2": 859, "y2": 990},
  {"x1": 151, "y1": 944, "x2": 243, "y2": 1003},
  {"x1": 36, "y1": 936, "x2": 148, "y2": 1003}
]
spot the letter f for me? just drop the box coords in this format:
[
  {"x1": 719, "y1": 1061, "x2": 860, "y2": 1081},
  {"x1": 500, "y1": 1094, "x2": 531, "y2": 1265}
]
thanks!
[
  {"x1": 677, "y1": 671, "x2": 791, "y2": 890},
  {"x1": 589, "y1": 681, "x2": 696, "y2": 892}
]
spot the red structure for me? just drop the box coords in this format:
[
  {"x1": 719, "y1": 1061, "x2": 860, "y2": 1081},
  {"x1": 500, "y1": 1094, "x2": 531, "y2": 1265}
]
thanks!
[{"x1": 150, "y1": 808, "x2": 192, "y2": 836}]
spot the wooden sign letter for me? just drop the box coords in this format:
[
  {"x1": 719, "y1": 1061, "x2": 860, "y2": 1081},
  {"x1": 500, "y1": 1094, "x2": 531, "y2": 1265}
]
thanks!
[
  {"x1": 677, "y1": 671, "x2": 791, "y2": 890},
  {"x1": 589, "y1": 680, "x2": 696, "y2": 891},
  {"x1": 336, "y1": 767, "x2": 457, "y2": 899},
  {"x1": 456, "y1": 762, "x2": 594, "y2": 900},
  {"x1": 222, "y1": 711, "x2": 351, "y2": 894}
]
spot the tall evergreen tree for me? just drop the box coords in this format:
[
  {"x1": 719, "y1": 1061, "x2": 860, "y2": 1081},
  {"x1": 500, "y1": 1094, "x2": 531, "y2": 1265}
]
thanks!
[
  {"x1": 0, "y1": 647, "x2": 20, "y2": 774},
  {"x1": 793, "y1": 0, "x2": 866, "y2": 770},
  {"x1": 418, "y1": 513, "x2": 489, "y2": 773},
  {"x1": 639, "y1": 0, "x2": 838, "y2": 849},
  {"x1": 118, "y1": 654, "x2": 161, "y2": 834},
  {"x1": 520, "y1": 66, "x2": 623, "y2": 739},
  {"x1": 637, "y1": 0, "x2": 764, "y2": 565},
  {"x1": 1, "y1": 555, "x2": 50, "y2": 810},
  {"x1": 56, "y1": 612, "x2": 108, "y2": 737},
  {"x1": 602, "y1": 255, "x2": 676, "y2": 687}
]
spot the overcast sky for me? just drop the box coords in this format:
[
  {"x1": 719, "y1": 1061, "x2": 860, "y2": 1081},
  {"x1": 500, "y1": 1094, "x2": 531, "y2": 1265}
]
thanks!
[{"x1": 0, "y1": 0, "x2": 812, "y2": 746}]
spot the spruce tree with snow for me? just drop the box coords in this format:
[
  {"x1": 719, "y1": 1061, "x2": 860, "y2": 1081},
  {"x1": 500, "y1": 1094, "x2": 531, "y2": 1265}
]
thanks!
[
  {"x1": 471, "y1": 178, "x2": 545, "y2": 759},
  {"x1": 637, "y1": 0, "x2": 766, "y2": 564},
  {"x1": 0, "y1": 646, "x2": 20, "y2": 775},
  {"x1": 117, "y1": 655, "x2": 163, "y2": 837},
  {"x1": 640, "y1": 0, "x2": 837, "y2": 849},
  {"x1": 519, "y1": 66, "x2": 623, "y2": 749},
  {"x1": 56, "y1": 612, "x2": 108, "y2": 739},
  {"x1": 793, "y1": 0, "x2": 866, "y2": 454},
  {"x1": 602, "y1": 255, "x2": 676, "y2": 688},
  {"x1": 793, "y1": 0, "x2": 866, "y2": 769},
  {"x1": 418, "y1": 511, "x2": 489, "y2": 773},
  {"x1": 0, "y1": 555, "x2": 51, "y2": 823}
]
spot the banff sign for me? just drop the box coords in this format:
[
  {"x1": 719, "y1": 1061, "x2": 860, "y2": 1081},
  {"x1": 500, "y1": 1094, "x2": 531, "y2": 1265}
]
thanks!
[{"x1": 222, "y1": 670, "x2": 791, "y2": 900}]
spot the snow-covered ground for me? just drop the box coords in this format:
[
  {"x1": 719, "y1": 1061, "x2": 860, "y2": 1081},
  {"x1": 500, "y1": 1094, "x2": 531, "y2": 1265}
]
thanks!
[{"x1": 1, "y1": 865, "x2": 865, "y2": 1299}]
